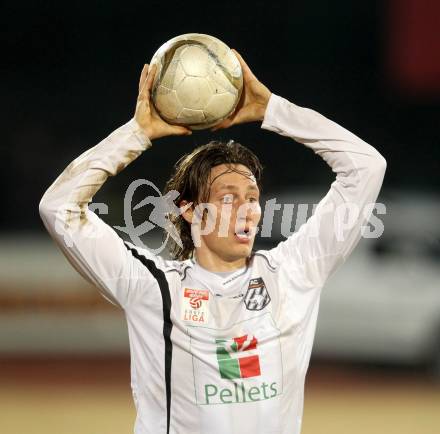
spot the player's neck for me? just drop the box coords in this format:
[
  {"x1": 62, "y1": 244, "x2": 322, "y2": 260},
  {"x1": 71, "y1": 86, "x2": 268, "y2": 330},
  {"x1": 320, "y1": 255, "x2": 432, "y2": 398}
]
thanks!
[{"x1": 193, "y1": 249, "x2": 247, "y2": 273}]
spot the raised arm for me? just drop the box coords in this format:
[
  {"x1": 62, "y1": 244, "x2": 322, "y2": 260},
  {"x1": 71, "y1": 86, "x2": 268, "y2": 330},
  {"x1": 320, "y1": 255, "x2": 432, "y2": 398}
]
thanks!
[
  {"x1": 213, "y1": 49, "x2": 386, "y2": 289},
  {"x1": 262, "y1": 94, "x2": 386, "y2": 288},
  {"x1": 39, "y1": 64, "x2": 192, "y2": 308}
]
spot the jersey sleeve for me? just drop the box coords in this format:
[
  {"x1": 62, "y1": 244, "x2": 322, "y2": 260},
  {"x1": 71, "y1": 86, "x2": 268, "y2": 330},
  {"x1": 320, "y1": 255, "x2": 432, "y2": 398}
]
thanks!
[
  {"x1": 261, "y1": 93, "x2": 387, "y2": 290},
  {"x1": 38, "y1": 118, "x2": 162, "y2": 309}
]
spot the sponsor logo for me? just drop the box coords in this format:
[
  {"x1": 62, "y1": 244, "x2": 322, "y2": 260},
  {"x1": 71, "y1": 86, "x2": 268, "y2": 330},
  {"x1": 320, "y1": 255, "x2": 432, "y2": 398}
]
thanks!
[
  {"x1": 216, "y1": 335, "x2": 260, "y2": 379},
  {"x1": 204, "y1": 381, "x2": 278, "y2": 404},
  {"x1": 243, "y1": 278, "x2": 271, "y2": 311},
  {"x1": 189, "y1": 314, "x2": 283, "y2": 405},
  {"x1": 202, "y1": 334, "x2": 278, "y2": 404}
]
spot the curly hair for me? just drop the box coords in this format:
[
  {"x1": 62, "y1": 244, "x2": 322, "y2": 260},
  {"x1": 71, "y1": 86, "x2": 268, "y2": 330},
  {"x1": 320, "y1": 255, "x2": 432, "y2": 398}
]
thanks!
[{"x1": 163, "y1": 139, "x2": 263, "y2": 261}]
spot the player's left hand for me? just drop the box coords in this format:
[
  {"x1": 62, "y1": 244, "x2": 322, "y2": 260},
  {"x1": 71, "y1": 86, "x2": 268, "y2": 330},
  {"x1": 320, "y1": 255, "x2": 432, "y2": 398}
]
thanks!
[{"x1": 210, "y1": 49, "x2": 272, "y2": 131}]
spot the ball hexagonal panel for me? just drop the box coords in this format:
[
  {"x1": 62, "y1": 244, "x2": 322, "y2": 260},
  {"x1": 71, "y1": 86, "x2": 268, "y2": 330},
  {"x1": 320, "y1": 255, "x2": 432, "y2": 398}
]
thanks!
[
  {"x1": 154, "y1": 85, "x2": 183, "y2": 120},
  {"x1": 177, "y1": 108, "x2": 206, "y2": 124},
  {"x1": 176, "y1": 76, "x2": 213, "y2": 110},
  {"x1": 179, "y1": 45, "x2": 211, "y2": 77},
  {"x1": 203, "y1": 92, "x2": 237, "y2": 120},
  {"x1": 160, "y1": 59, "x2": 186, "y2": 90}
]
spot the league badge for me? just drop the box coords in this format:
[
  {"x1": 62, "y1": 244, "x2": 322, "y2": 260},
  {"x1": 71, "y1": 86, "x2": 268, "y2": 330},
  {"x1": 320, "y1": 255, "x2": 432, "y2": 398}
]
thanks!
[{"x1": 181, "y1": 288, "x2": 210, "y2": 325}]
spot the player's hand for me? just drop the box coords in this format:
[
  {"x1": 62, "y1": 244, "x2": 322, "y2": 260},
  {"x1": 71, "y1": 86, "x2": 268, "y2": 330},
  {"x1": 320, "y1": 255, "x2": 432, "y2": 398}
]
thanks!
[
  {"x1": 134, "y1": 63, "x2": 192, "y2": 140},
  {"x1": 210, "y1": 49, "x2": 272, "y2": 131}
]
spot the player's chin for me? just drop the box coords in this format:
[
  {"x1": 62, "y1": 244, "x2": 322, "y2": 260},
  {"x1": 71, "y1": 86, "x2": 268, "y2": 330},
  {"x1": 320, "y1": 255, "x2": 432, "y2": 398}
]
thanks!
[
  {"x1": 231, "y1": 234, "x2": 255, "y2": 255},
  {"x1": 233, "y1": 232, "x2": 254, "y2": 245}
]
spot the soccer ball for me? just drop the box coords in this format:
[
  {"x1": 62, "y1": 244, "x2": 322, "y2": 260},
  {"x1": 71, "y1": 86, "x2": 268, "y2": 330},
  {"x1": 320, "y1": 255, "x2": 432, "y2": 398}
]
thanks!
[{"x1": 149, "y1": 33, "x2": 243, "y2": 130}]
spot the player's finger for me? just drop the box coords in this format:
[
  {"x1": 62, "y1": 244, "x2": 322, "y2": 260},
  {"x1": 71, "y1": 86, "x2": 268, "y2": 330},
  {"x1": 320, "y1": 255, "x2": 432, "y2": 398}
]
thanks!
[
  {"x1": 138, "y1": 64, "x2": 149, "y2": 93},
  {"x1": 231, "y1": 49, "x2": 256, "y2": 80},
  {"x1": 211, "y1": 118, "x2": 233, "y2": 131},
  {"x1": 168, "y1": 125, "x2": 192, "y2": 136},
  {"x1": 139, "y1": 70, "x2": 151, "y2": 101},
  {"x1": 232, "y1": 49, "x2": 249, "y2": 71},
  {"x1": 146, "y1": 63, "x2": 157, "y2": 91},
  {"x1": 162, "y1": 119, "x2": 192, "y2": 136},
  {"x1": 139, "y1": 64, "x2": 157, "y2": 101}
]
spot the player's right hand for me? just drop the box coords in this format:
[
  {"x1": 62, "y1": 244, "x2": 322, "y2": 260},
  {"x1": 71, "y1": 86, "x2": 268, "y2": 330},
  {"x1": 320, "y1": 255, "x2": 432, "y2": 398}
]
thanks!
[{"x1": 134, "y1": 63, "x2": 192, "y2": 140}]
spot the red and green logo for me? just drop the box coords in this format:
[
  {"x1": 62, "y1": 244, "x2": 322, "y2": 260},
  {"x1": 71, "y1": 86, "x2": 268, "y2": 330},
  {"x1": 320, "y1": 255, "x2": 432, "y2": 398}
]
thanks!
[{"x1": 215, "y1": 335, "x2": 261, "y2": 379}]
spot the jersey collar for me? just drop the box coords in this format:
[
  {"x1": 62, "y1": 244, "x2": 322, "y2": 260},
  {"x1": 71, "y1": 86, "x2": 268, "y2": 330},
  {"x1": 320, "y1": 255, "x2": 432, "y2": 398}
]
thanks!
[{"x1": 190, "y1": 257, "x2": 250, "y2": 291}]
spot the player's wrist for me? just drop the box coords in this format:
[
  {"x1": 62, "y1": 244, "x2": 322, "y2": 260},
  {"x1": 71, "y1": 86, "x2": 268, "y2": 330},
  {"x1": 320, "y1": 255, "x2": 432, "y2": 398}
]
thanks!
[
  {"x1": 255, "y1": 88, "x2": 271, "y2": 121},
  {"x1": 256, "y1": 96, "x2": 271, "y2": 121},
  {"x1": 134, "y1": 117, "x2": 157, "y2": 141}
]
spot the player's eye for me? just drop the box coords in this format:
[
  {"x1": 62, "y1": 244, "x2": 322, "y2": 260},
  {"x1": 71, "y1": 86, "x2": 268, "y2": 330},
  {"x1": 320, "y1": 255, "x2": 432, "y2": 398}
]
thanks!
[{"x1": 221, "y1": 194, "x2": 234, "y2": 204}]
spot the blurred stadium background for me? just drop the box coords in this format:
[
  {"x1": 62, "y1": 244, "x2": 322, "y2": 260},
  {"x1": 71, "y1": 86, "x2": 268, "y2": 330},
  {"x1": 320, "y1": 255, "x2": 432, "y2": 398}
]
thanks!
[{"x1": 2, "y1": 1, "x2": 439, "y2": 433}]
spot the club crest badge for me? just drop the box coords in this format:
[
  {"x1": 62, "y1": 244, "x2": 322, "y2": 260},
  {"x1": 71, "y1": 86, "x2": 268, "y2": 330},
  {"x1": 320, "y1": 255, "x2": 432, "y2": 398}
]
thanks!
[{"x1": 243, "y1": 277, "x2": 271, "y2": 311}]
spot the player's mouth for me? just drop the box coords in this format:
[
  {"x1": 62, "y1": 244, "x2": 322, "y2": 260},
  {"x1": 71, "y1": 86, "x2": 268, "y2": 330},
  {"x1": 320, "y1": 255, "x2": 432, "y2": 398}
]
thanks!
[{"x1": 234, "y1": 227, "x2": 253, "y2": 243}]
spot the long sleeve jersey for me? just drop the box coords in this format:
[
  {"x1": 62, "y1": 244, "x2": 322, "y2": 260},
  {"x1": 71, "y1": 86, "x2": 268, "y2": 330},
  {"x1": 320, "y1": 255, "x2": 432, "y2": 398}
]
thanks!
[{"x1": 39, "y1": 93, "x2": 387, "y2": 434}]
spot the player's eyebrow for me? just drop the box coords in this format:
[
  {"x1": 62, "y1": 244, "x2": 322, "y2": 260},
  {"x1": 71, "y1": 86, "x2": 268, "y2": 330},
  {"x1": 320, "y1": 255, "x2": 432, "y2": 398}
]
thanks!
[{"x1": 216, "y1": 184, "x2": 259, "y2": 192}]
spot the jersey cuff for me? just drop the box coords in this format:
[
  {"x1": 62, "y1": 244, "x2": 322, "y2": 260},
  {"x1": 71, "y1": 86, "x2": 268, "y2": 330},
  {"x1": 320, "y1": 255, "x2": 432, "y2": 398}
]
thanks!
[{"x1": 261, "y1": 93, "x2": 301, "y2": 135}]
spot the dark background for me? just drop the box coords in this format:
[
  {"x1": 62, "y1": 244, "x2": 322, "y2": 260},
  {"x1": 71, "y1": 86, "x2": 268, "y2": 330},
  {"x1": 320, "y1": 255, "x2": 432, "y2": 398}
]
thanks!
[{"x1": 3, "y1": 0, "x2": 439, "y2": 231}]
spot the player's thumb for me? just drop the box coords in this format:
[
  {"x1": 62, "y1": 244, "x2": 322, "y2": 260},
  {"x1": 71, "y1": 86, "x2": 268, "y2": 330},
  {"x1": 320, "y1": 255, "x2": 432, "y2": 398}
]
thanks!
[
  {"x1": 211, "y1": 118, "x2": 232, "y2": 131},
  {"x1": 169, "y1": 125, "x2": 192, "y2": 136}
]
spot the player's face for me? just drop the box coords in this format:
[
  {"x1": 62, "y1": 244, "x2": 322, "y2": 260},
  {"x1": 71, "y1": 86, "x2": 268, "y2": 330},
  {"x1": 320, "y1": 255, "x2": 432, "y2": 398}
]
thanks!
[{"x1": 197, "y1": 163, "x2": 261, "y2": 264}]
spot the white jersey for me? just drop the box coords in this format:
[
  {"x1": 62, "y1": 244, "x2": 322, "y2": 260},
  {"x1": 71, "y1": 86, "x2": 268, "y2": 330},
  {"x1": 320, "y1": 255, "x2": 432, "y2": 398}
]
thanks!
[{"x1": 39, "y1": 93, "x2": 386, "y2": 434}]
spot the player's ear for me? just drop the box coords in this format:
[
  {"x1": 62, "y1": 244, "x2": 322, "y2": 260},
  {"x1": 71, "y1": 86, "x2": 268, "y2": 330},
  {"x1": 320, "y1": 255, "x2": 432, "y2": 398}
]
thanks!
[{"x1": 179, "y1": 200, "x2": 194, "y2": 224}]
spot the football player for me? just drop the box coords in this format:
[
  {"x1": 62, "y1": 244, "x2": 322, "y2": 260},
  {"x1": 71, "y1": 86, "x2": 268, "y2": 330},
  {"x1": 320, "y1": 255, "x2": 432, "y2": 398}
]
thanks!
[{"x1": 39, "y1": 49, "x2": 386, "y2": 434}]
